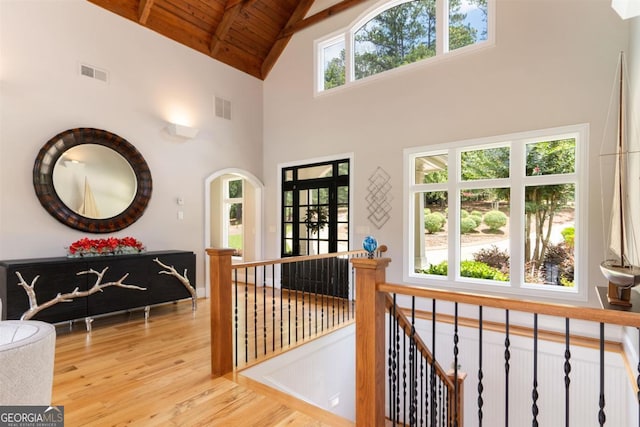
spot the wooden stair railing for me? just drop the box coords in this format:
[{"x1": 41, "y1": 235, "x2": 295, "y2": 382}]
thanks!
[
  {"x1": 352, "y1": 257, "x2": 464, "y2": 426},
  {"x1": 351, "y1": 257, "x2": 640, "y2": 427},
  {"x1": 385, "y1": 293, "x2": 466, "y2": 426},
  {"x1": 207, "y1": 246, "x2": 387, "y2": 376}
]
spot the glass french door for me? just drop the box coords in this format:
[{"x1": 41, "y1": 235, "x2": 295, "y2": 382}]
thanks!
[{"x1": 281, "y1": 159, "x2": 349, "y2": 257}]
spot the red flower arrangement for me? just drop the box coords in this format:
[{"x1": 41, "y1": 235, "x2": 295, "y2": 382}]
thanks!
[{"x1": 67, "y1": 237, "x2": 146, "y2": 257}]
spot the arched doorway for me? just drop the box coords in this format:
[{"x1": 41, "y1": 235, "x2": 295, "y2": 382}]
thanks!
[{"x1": 204, "y1": 168, "x2": 263, "y2": 297}]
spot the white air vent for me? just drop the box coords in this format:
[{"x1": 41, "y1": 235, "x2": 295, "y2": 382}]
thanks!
[
  {"x1": 215, "y1": 96, "x2": 231, "y2": 120},
  {"x1": 79, "y1": 63, "x2": 108, "y2": 83}
]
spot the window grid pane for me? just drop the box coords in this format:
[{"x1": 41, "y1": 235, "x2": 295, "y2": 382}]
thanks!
[
  {"x1": 524, "y1": 184, "x2": 575, "y2": 287},
  {"x1": 460, "y1": 188, "x2": 510, "y2": 282},
  {"x1": 407, "y1": 124, "x2": 584, "y2": 299},
  {"x1": 449, "y1": 0, "x2": 488, "y2": 51}
]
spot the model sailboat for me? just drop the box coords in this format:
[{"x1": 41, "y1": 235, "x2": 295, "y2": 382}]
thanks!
[
  {"x1": 77, "y1": 176, "x2": 100, "y2": 218},
  {"x1": 600, "y1": 51, "x2": 640, "y2": 306}
]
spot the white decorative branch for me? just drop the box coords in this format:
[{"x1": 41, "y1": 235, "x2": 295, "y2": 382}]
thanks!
[
  {"x1": 16, "y1": 267, "x2": 146, "y2": 320},
  {"x1": 153, "y1": 257, "x2": 197, "y2": 309}
]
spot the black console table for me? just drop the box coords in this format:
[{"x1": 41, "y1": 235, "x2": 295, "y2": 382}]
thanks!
[{"x1": 0, "y1": 250, "x2": 196, "y2": 329}]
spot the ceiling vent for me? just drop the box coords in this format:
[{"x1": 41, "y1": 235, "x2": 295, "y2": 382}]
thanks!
[
  {"x1": 215, "y1": 96, "x2": 231, "y2": 120},
  {"x1": 79, "y1": 63, "x2": 108, "y2": 83}
]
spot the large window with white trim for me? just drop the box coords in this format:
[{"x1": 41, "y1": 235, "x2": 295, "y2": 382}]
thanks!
[
  {"x1": 405, "y1": 124, "x2": 588, "y2": 300},
  {"x1": 317, "y1": 0, "x2": 491, "y2": 93}
]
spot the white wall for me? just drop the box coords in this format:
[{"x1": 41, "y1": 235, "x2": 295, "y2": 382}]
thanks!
[
  {"x1": 624, "y1": 15, "x2": 640, "y2": 422},
  {"x1": 0, "y1": 0, "x2": 264, "y2": 292},
  {"x1": 242, "y1": 324, "x2": 356, "y2": 422},
  {"x1": 263, "y1": 0, "x2": 631, "y2": 306}
]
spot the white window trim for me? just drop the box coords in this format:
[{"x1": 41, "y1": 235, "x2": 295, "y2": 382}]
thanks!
[
  {"x1": 403, "y1": 124, "x2": 589, "y2": 303},
  {"x1": 315, "y1": 0, "x2": 496, "y2": 96}
]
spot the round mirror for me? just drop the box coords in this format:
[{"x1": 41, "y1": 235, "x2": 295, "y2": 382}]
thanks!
[{"x1": 33, "y1": 128, "x2": 152, "y2": 233}]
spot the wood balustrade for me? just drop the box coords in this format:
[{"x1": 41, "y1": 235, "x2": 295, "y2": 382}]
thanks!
[
  {"x1": 207, "y1": 246, "x2": 386, "y2": 377},
  {"x1": 207, "y1": 250, "x2": 640, "y2": 425},
  {"x1": 350, "y1": 257, "x2": 640, "y2": 426}
]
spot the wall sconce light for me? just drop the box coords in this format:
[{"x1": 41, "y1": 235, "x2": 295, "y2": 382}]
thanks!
[
  {"x1": 612, "y1": 0, "x2": 640, "y2": 19},
  {"x1": 166, "y1": 123, "x2": 200, "y2": 139}
]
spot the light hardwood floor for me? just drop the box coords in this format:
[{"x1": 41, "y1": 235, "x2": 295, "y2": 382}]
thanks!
[{"x1": 52, "y1": 298, "x2": 354, "y2": 426}]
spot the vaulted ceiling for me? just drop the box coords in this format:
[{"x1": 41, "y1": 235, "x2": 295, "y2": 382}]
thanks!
[{"x1": 88, "y1": 0, "x2": 368, "y2": 80}]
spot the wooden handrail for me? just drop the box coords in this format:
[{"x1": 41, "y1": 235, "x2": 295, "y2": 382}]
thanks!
[
  {"x1": 384, "y1": 294, "x2": 455, "y2": 390},
  {"x1": 378, "y1": 282, "x2": 640, "y2": 328},
  {"x1": 231, "y1": 245, "x2": 387, "y2": 270}
]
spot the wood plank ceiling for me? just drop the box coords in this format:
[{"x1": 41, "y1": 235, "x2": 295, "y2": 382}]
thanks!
[{"x1": 87, "y1": 0, "x2": 369, "y2": 80}]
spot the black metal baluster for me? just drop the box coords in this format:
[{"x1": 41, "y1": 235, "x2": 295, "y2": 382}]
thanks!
[
  {"x1": 388, "y1": 296, "x2": 395, "y2": 424},
  {"x1": 410, "y1": 297, "x2": 417, "y2": 426},
  {"x1": 301, "y1": 261, "x2": 306, "y2": 340},
  {"x1": 254, "y1": 266, "x2": 258, "y2": 359},
  {"x1": 314, "y1": 258, "x2": 319, "y2": 336},
  {"x1": 478, "y1": 306, "x2": 484, "y2": 427},
  {"x1": 262, "y1": 267, "x2": 266, "y2": 356},
  {"x1": 244, "y1": 267, "x2": 248, "y2": 363},
  {"x1": 532, "y1": 313, "x2": 539, "y2": 427},
  {"x1": 308, "y1": 261, "x2": 313, "y2": 338},
  {"x1": 564, "y1": 317, "x2": 571, "y2": 427},
  {"x1": 420, "y1": 357, "x2": 424, "y2": 426},
  {"x1": 396, "y1": 297, "x2": 401, "y2": 424},
  {"x1": 505, "y1": 309, "x2": 510, "y2": 427},
  {"x1": 431, "y1": 299, "x2": 437, "y2": 427},
  {"x1": 271, "y1": 265, "x2": 276, "y2": 352},
  {"x1": 403, "y1": 326, "x2": 407, "y2": 426},
  {"x1": 439, "y1": 380, "x2": 444, "y2": 427},
  {"x1": 319, "y1": 258, "x2": 323, "y2": 333},
  {"x1": 234, "y1": 269, "x2": 238, "y2": 367},
  {"x1": 454, "y1": 302, "x2": 459, "y2": 427},
  {"x1": 336, "y1": 258, "x2": 343, "y2": 326},
  {"x1": 287, "y1": 263, "x2": 292, "y2": 346},
  {"x1": 426, "y1": 351, "x2": 430, "y2": 426},
  {"x1": 350, "y1": 261, "x2": 355, "y2": 321},
  {"x1": 599, "y1": 322, "x2": 606, "y2": 426}
]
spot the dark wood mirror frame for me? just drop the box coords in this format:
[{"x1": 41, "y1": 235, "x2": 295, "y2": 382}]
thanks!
[{"x1": 33, "y1": 128, "x2": 152, "y2": 233}]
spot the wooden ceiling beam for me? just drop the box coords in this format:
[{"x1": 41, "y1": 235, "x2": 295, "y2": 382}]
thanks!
[
  {"x1": 138, "y1": 0, "x2": 155, "y2": 24},
  {"x1": 261, "y1": 0, "x2": 315, "y2": 79},
  {"x1": 281, "y1": 0, "x2": 370, "y2": 39},
  {"x1": 210, "y1": 0, "x2": 260, "y2": 56}
]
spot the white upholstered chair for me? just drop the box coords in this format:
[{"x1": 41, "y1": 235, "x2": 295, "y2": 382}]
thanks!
[{"x1": 0, "y1": 299, "x2": 57, "y2": 405}]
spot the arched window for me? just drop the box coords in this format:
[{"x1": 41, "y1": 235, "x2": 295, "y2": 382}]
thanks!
[{"x1": 317, "y1": 0, "x2": 491, "y2": 93}]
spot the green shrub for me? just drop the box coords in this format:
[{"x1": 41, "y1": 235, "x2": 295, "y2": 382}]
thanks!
[
  {"x1": 424, "y1": 208, "x2": 431, "y2": 216},
  {"x1": 460, "y1": 217, "x2": 477, "y2": 234},
  {"x1": 561, "y1": 226, "x2": 575, "y2": 249},
  {"x1": 421, "y1": 261, "x2": 448, "y2": 276},
  {"x1": 432, "y1": 211, "x2": 446, "y2": 221},
  {"x1": 418, "y1": 260, "x2": 509, "y2": 281},
  {"x1": 470, "y1": 214, "x2": 483, "y2": 228},
  {"x1": 424, "y1": 212, "x2": 446, "y2": 233},
  {"x1": 471, "y1": 210, "x2": 483, "y2": 218},
  {"x1": 483, "y1": 210, "x2": 507, "y2": 231},
  {"x1": 461, "y1": 260, "x2": 509, "y2": 281},
  {"x1": 460, "y1": 209, "x2": 469, "y2": 218}
]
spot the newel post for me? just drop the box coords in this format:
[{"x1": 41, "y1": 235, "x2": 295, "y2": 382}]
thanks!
[
  {"x1": 351, "y1": 257, "x2": 391, "y2": 427},
  {"x1": 206, "y1": 248, "x2": 235, "y2": 377}
]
